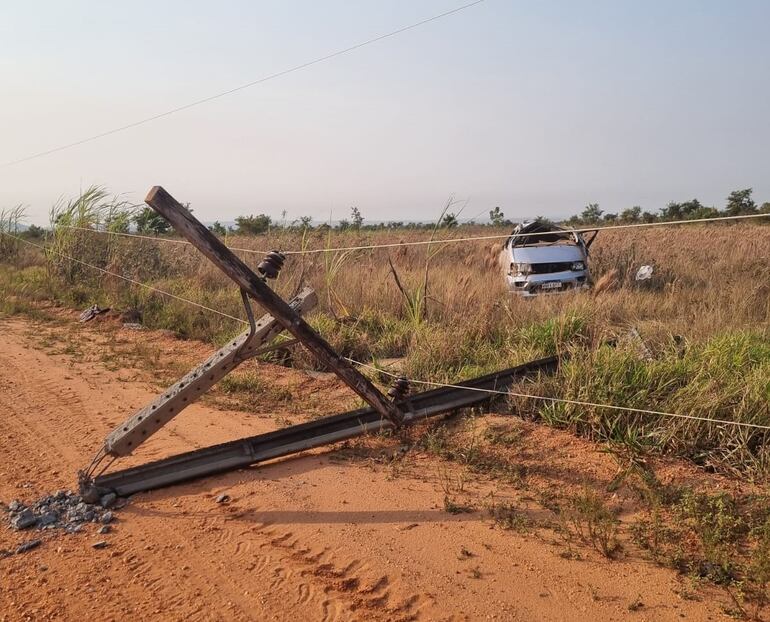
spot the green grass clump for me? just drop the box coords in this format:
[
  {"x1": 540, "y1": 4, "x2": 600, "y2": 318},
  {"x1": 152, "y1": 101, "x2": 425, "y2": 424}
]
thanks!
[
  {"x1": 516, "y1": 312, "x2": 589, "y2": 356},
  {"x1": 631, "y1": 487, "x2": 770, "y2": 614},
  {"x1": 525, "y1": 330, "x2": 770, "y2": 474},
  {"x1": 675, "y1": 490, "x2": 746, "y2": 583},
  {"x1": 561, "y1": 489, "x2": 621, "y2": 559},
  {"x1": 220, "y1": 371, "x2": 293, "y2": 406},
  {"x1": 488, "y1": 501, "x2": 530, "y2": 532},
  {"x1": 0, "y1": 205, "x2": 25, "y2": 261}
]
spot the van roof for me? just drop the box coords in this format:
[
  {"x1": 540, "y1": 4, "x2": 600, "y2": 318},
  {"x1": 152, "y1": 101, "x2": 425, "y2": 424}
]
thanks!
[{"x1": 507, "y1": 221, "x2": 577, "y2": 247}]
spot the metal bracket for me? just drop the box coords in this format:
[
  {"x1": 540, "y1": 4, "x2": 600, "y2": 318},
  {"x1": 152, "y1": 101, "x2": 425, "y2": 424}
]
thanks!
[{"x1": 103, "y1": 287, "x2": 317, "y2": 457}]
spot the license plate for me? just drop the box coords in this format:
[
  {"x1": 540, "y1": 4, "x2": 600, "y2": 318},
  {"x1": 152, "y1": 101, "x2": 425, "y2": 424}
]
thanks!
[{"x1": 541, "y1": 281, "x2": 562, "y2": 290}]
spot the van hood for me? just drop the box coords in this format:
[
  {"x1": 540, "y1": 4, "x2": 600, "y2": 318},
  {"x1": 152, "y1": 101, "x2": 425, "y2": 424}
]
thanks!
[{"x1": 511, "y1": 245, "x2": 585, "y2": 264}]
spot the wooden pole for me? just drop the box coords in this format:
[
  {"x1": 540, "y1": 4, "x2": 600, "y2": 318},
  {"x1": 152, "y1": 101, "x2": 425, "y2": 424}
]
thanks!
[{"x1": 145, "y1": 186, "x2": 403, "y2": 426}]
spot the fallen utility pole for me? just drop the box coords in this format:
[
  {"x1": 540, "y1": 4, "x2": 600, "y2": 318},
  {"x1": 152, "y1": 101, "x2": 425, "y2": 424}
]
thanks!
[
  {"x1": 145, "y1": 186, "x2": 403, "y2": 426},
  {"x1": 81, "y1": 185, "x2": 559, "y2": 498},
  {"x1": 93, "y1": 356, "x2": 558, "y2": 496}
]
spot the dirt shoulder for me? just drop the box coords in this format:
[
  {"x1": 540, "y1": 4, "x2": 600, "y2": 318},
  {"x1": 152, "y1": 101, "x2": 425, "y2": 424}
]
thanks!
[{"x1": 0, "y1": 314, "x2": 735, "y2": 621}]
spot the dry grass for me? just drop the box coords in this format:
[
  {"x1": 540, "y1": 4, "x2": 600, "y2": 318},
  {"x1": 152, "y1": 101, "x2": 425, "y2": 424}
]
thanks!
[
  {"x1": 1, "y1": 211, "x2": 769, "y2": 473},
  {"x1": 167, "y1": 223, "x2": 770, "y2": 344}
]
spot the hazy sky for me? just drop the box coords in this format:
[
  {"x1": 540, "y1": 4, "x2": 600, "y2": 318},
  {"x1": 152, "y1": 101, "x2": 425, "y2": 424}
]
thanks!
[{"x1": 2, "y1": 1, "x2": 769, "y2": 225}]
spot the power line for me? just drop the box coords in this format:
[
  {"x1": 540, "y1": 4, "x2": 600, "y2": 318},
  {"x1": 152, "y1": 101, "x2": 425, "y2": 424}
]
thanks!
[
  {"x1": 2, "y1": 232, "x2": 249, "y2": 324},
  {"x1": 2, "y1": 227, "x2": 767, "y2": 434},
  {"x1": 277, "y1": 213, "x2": 770, "y2": 254},
  {"x1": 60, "y1": 224, "x2": 271, "y2": 255},
  {"x1": 61, "y1": 212, "x2": 769, "y2": 256},
  {"x1": 346, "y1": 358, "x2": 770, "y2": 432},
  {"x1": 2, "y1": 0, "x2": 485, "y2": 168}
]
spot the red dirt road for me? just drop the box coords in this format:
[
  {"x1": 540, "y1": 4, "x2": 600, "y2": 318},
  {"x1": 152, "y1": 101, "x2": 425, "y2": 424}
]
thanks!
[{"x1": 0, "y1": 316, "x2": 729, "y2": 621}]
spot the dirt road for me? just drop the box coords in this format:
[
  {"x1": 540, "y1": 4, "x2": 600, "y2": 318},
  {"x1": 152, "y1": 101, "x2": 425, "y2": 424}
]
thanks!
[{"x1": 0, "y1": 315, "x2": 729, "y2": 621}]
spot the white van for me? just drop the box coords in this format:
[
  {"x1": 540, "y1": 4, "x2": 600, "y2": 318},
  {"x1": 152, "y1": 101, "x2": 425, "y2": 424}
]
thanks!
[{"x1": 500, "y1": 221, "x2": 597, "y2": 296}]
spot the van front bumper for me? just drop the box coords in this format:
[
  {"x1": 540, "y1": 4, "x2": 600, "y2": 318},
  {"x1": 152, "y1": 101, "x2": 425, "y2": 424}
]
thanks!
[{"x1": 506, "y1": 271, "x2": 589, "y2": 297}]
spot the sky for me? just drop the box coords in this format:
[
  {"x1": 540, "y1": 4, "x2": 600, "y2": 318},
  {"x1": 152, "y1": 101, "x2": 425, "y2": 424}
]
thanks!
[{"x1": 1, "y1": 0, "x2": 769, "y2": 225}]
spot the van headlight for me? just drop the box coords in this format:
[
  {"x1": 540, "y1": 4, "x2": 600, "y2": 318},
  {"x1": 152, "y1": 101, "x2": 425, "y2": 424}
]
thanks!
[
  {"x1": 511, "y1": 262, "x2": 532, "y2": 276},
  {"x1": 571, "y1": 261, "x2": 585, "y2": 271}
]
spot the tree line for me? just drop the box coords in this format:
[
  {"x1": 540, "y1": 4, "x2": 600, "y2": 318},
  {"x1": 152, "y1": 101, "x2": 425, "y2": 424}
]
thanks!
[
  {"x1": 17, "y1": 187, "x2": 767, "y2": 239},
  {"x1": 215, "y1": 188, "x2": 767, "y2": 236},
  {"x1": 563, "y1": 188, "x2": 769, "y2": 227}
]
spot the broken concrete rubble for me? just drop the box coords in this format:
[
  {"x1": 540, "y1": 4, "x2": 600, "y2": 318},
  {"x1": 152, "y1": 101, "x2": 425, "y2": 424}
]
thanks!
[{"x1": 3, "y1": 490, "x2": 122, "y2": 535}]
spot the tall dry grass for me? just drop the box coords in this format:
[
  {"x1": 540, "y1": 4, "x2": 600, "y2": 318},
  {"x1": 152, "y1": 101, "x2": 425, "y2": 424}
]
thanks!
[
  {"x1": 0, "y1": 205, "x2": 25, "y2": 261},
  {"x1": 1, "y1": 210, "x2": 768, "y2": 473}
]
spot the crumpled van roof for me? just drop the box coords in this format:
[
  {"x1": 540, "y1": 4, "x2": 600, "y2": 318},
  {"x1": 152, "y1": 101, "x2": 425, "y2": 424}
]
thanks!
[{"x1": 507, "y1": 220, "x2": 576, "y2": 247}]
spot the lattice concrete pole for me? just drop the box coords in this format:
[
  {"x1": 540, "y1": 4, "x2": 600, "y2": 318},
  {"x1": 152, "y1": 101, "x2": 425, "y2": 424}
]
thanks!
[
  {"x1": 104, "y1": 288, "x2": 317, "y2": 457},
  {"x1": 145, "y1": 185, "x2": 403, "y2": 426}
]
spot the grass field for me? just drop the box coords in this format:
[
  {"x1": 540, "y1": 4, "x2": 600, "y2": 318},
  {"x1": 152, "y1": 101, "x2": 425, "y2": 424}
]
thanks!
[{"x1": 2, "y1": 204, "x2": 768, "y2": 476}]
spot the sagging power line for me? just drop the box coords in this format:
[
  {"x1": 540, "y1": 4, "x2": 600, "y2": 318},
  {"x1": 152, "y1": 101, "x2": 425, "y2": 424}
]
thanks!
[
  {"x1": 2, "y1": 0, "x2": 485, "y2": 168},
  {"x1": 346, "y1": 359, "x2": 770, "y2": 432},
  {"x1": 1, "y1": 231, "x2": 248, "y2": 323},
  {"x1": 60, "y1": 212, "x2": 769, "y2": 256}
]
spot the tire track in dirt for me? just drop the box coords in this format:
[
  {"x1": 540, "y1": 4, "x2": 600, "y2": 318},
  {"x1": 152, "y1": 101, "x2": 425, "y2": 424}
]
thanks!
[
  {"x1": 142, "y1": 494, "x2": 427, "y2": 621},
  {"x1": 252, "y1": 524, "x2": 429, "y2": 621}
]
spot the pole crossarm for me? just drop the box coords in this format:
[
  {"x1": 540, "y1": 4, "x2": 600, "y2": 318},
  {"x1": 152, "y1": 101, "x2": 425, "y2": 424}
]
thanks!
[{"x1": 144, "y1": 186, "x2": 404, "y2": 426}]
